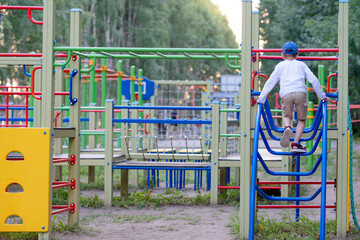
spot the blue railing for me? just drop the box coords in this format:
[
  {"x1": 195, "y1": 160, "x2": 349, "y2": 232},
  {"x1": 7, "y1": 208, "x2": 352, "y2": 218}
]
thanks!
[{"x1": 248, "y1": 98, "x2": 329, "y2": 240}]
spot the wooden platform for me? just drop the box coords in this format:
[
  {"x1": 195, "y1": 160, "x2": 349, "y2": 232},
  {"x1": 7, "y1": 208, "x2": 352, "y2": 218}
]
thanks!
[
  {"x1": 219, "y1": 148, "x2": 283, "y2": 168},
  {"x1": 113, "y1": 160, "x2": 211, "y2": 170},
  {"x1": 53, "y1": 153, "x2": 125, "y2": 166}
]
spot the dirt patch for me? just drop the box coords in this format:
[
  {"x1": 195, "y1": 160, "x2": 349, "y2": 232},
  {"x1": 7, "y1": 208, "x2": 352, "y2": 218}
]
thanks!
[{"x1": 53, "y1": 205, "x2": 237, "y2": 240}]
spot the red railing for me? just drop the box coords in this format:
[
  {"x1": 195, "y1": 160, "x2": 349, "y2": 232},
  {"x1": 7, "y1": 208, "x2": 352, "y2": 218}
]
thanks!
[
  {"x1": 0, "y1": 5, "x2": 43, "y2": 24},
  {"x1": 252, "y1": 48, "x2": 339, "y2": 53},
  {"x1": 0, "y1": 86, "x2": 30, "y2": 127},
  {"x1": 52, "y1": 203, "x2": 75, "y2": 215},
  {"x1": 52, "y1": 179, "x2": 76, "y2": 190},
  {"x1": 53, "y1": 154, "x2": 76, "y2": 165},
  {"x1": 257, "y1": 205, "x2": 336, "y2": 209}
]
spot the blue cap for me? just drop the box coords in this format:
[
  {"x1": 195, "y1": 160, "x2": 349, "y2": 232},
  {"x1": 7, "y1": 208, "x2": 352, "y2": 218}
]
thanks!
[{"x1": 282, "y1": 41, "x2": 298, "y2": 54}]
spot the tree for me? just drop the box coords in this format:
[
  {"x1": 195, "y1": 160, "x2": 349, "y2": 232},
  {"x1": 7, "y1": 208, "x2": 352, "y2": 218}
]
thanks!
[
  {"x1": 1, "y1": 0, "x2": 239, "y2": 104},
  {"x1": 258, "y1": 0, "x2": 360, "y2": 105}
]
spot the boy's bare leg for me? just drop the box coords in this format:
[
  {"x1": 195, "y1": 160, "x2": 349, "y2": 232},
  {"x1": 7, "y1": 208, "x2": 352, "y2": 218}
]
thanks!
[
  {"x1": 293, "y1": 119, "x2": 305, "y2": 144},
  {"x1": 283, "y1": 117, "x2": 291, "y2": 127},
  {"x1": 280, "y1": 117, "x2": 293, "y2": 148}
]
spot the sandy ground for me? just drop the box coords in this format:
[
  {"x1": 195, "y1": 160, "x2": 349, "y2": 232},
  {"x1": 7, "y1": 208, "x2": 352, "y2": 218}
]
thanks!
[
  {"x1": 53, "y1": 205, "x2": 236, "y2": 240},
  {"x1": 52, "y1": 142, "x2": 360, "y2": 240},
  {"x1": 52, "y1": 183, "x2": 360, "y2": 240}
]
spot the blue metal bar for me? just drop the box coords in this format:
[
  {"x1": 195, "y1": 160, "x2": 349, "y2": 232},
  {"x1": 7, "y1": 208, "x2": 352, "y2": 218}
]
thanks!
[
  {"x1": 114, "y1": 118, "x2": 212, "y2": 125},
  {"x1": 112, "y1": 166, "x2": 211, "y2": 171},
  {"x1": 320, "y1": 101, "x2": 328, "y2": 240},
  {"x1": 326, "y1": 92, "x2": 338, "y2": 98},
  {"x1": 263, "y1": 99, "x2": 323, "y2": 134},
  {"x1": 0, "y1": 117, "x2": 33, "y2": 122},
  {"x1": 260, "y1": 126, "x2": 322, "y2": 156},
  {"x1": 249, "y1": 103, "x2": 263, "y2": 238},
  {"x1": 296, "y1": 155, "x2": 300, "y2": 221},
  {"x1": 23, "y1": 65, "x2": 32, "y2": 77},
  {"x1": 257, "y1": 151, "x2": 323, "y2": 176},
  {"x1": 114, "y1": 105, "x2": 212, "y2": 111},
  {"x1": 256, "y1": 186, "x2": 321, "y2": 201},
  {"x1": 62, "y1": 117, "x2": 89, "y2": 122},
  {"x1": 0, "y1": 107, "x2": 34, "y2": 110},
  {"x1": 261, "y1": 108, "x2": 321, "y2": 143},
  {"x1": 69, "y1": 69, "x2": 78, "y2": 106}
]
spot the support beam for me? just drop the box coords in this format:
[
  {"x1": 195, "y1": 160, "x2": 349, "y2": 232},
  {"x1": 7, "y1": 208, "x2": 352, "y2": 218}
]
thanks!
[
  {"x1": 68, "y1": 8, "x2": 82, "y2": 226},
  {"x1": 39, "y1": 1, "x2": 55, "y2": 239},
  {"x1": 210, "y1": 101, "x2": 220, "y2": 204},
  {"x1": 239, "y1": 0, "x2": 252, "y2": 239},
  {"x1": 336, "y1": 0, "x2": 349, "y2": 237}
]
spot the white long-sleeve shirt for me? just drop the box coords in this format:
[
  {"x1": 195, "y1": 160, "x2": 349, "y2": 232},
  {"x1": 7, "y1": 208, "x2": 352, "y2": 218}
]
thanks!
[{"x1": 257, "y1": 59, "x2": 326, "y2": 104}]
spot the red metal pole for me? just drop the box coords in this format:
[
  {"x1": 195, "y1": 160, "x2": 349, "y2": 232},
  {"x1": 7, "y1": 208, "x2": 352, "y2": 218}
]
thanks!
[
  {"x1": 6, "y1": 86, "x2": 9, "y2": 126},
  {"x1": 257, "y1": 205, "x2": 336, "y2": 209},
  {"x1": 51, "y1": 203, "x2": 75, "y2": 215},
  {"x1": 53, "y1": 154, "x2": 76, "y2": 165},
  {"x1": 25, "y1": 88, "x2": 29, "y2": 127},
  {"x1": 258, "y1": 181, "x2": 336, "y2": 185},
  {"x1": 0, "y1": 91, "x2": 42, "y2": 96},
  {"x1": 259, "y1": 56, "x2": 338, "y2": 61},
  {"x1": 252, "y1": 48, "x2": 339, "y2": 53},
  {"x1": 31, "y1": 66, "x2": 42, "y2": 100},
  {"x1": 27, "y1": 8, "x2": 43, "y2": 25},
  {"x1": 0, "y1": 6, "x2": 43, "y2": 10},
  {"x1": 0, "y1": 53, "x2": 67, "y2": 57},
  {"x1": 52, "y1": 179, "x2": 75, "y2": 189},
  {"x1": 218, "y1": 186, "x2": 281, "y2": 190}
]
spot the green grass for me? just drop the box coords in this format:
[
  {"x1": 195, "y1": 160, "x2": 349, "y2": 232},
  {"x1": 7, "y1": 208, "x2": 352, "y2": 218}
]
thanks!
[
  {"x1": 52, "y1": 216, "x2": 99, "y2": 237},
  {"x1": 112, "y1": 189, "x2": 210, "y2": 209},
  {"x1": 80, "y1": 194, "x2": 104, "y2": 208},
  {"x1": 0, "y1": 232, "x2": 37, "y2": 240},
  {"x1": 228, "y1": 214, "x2": 360, "y2": 240}
]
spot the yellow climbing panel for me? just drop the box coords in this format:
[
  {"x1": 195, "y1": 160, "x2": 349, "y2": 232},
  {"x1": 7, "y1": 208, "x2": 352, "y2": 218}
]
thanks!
[{"x1": 0, "y1": 128, "x2": 50, "y2": 232}]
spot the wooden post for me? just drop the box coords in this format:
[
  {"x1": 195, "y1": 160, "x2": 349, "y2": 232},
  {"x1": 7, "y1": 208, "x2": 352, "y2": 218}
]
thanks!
[
  {"x1": 336, "y1": 0, "x2": 349, "y2": 237},
  {"x1": 120, "y1": 100, "x2": 130, "y2": 198},
  {"x1": 54, "y1": 66, "x2": 64, "y2": 181},
  {"x1": 104, "y1": 100, "x2": 114, "y2": 207},
  {"x1": 39, "y1": 1, "x2": 56, "y2": 239},
  {"x1": 239, "y1": 0, "x2": 252, "y2": 238},
  {"x1": 130, "y1": 102, "x2": 139, "y2": 187},
  {"x1": 88, "y1": 103, "x2": 97, "y2": 183},
  {"x1": 219, "y1": 102, "x2": 228, "y2": 194},
  {"x1": 67, "y1": 8, "x2": 81, "y2": 226},
  {"x1": 210, "y1": 101, "x2": 220, "y2": 204}
]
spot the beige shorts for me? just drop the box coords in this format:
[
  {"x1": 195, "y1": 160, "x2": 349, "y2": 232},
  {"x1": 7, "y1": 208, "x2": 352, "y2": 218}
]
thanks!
[{"x1": 281, "y1": 92, "x2": 308, "y2": 121}]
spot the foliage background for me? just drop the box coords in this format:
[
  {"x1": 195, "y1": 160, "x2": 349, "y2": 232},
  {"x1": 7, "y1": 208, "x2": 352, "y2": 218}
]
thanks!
[{"x1": 0, "y1": 0, "x2": 238, "y2": 104}]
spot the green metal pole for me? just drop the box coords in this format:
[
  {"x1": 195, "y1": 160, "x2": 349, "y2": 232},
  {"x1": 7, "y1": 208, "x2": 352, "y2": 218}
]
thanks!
[
  {"x1": 117, "y1": 60, "x2": 123, "y2": 148},
  {"x1": 29, "y1": 66, "x2": 34, "y2": 127},
  {"x1": 138, "y1": 69, "x2": 144, "y2": 107},
  {"x1": 89, "y1": 57, "x2": 96, "y2": 104},
  {"x1": 82, "y1": 69, "x2": 87, "y2": 149},
  {"x1": 318, "y1": 65, "x2": 328, "y2": 152},
  {"x1": 306, "y1": 101, "x2": 314, "y2": 169},
  {"x1": 137, "y1": 69, "x2": 144, "y2": 150},
  {"x1": 130, "y1": 65, "x2": 136, "y2": 103},
  {"x1": 101, "y1": 58, "x2": 107, "y2": 129},
  {"x1": 306, "y1": 80, "x2": 310, "y2": 102},
  {"x1": 65, "y1": 63, "x2": 71, "y2": 117},
  {"x1": 318, "y1": 65, "x2": 325, "y2": 89},
  {"x1": 88, "y1": 59, "x2": 97, "y2": 149},
  {"x1": 117, "y1": 60, "x2": 123, "y2": 105},
  {"x1": 327, "y1": 74, "x2": 333, "y2": 151}
]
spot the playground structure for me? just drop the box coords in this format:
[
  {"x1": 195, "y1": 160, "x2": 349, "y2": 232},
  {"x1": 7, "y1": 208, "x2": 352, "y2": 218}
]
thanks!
[{"x1": 0, "y1": 1, "x2": 357, "y2": 240}]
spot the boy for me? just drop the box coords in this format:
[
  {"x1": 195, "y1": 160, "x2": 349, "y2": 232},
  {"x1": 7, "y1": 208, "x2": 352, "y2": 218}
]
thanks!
[{"x1": 257, "y1": 41, "x2": 329, "y2": 153}]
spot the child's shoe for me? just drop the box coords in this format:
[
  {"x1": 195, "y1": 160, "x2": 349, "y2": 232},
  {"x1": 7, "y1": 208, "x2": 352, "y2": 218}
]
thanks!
[
  {"x1": 291, "y1": 143, "x2": 307, "y2": 153},
  {"x1": 280, "y1": 126, "x2": 292, "y2": 148}
]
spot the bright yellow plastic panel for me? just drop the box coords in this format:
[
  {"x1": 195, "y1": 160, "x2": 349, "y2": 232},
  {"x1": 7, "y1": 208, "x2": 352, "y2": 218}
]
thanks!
[{"x1": 0, "y1": 128, "x2": 50, "y2": 232}]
